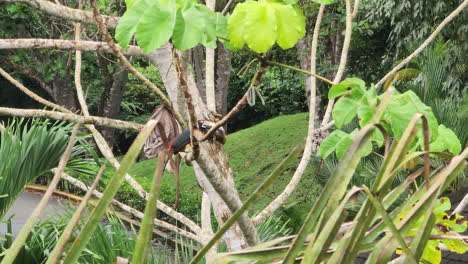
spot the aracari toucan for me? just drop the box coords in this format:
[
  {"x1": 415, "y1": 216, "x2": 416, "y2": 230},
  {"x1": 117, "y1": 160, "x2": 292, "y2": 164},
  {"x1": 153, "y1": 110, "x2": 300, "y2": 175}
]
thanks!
[{"x1": 169, "y1": 121, "x2": 225, "y2": 154}]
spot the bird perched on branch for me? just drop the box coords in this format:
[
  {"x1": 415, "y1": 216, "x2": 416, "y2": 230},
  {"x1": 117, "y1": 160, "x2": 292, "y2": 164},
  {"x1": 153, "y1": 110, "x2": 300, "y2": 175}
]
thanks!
[
  {"x1": 143, "y1": 106, "x2": 226, "y2": 209},
  {"x1": 169, "y1": 120, "x2": 226, "y2": 154}
]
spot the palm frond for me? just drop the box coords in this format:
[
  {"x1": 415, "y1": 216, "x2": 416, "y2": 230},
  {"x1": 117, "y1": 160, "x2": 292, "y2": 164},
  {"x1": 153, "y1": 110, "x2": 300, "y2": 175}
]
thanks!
[{"x1": 0, "y1": 118, "x2": 71, "y2": 218}]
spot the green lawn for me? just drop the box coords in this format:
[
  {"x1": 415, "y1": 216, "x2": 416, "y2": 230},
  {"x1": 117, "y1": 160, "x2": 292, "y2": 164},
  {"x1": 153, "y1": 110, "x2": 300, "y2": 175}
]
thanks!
[{"x1": 123, "y1": 112, "x2": 323, "y2": 226}]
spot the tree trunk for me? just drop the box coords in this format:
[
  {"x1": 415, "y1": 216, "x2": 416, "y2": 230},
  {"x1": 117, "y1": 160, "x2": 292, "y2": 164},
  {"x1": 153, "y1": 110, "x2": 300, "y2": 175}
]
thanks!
[
  {"x1": 194, "y1": 163, "x2": 248, "y2": 251},
  {"x1": 97, "y1": 66, "x2": 128, "y2": 147},
  {"x1": 215, "y1": 43, "x2": 231, "y2": 116},
  {"x1": 52, "y1": 70, "x2": 77, "y2": 111},
  {"x1": 192, "y1": 45, "x2": 207, "y2": 104},
  {"x1": 297, "y1": 33, "x2": 321, "y2": 125},
  {"x1": 146, "y1": 44, "x2": 259, "y2": 250}
]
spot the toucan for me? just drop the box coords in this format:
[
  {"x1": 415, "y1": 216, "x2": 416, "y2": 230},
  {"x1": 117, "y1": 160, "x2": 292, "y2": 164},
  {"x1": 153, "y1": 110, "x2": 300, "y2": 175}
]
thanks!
[{"x1": 169, "y1": 121, "x2": 225, "y2": 154}]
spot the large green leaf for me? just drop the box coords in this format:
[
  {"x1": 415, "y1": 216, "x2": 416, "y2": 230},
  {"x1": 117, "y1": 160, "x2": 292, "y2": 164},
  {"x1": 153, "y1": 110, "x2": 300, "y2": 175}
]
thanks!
[
  {"x1": 441, "y1": 239, "x2": 468, "y2": 254},
  {"x1": 328, "y1": 78, "x2": 366, "y2": 99},
  {"x1": 117, "y1": 0, "x2": 219, "y2": 51},
  {"x1": 383, "y1": 91, "x2": 438, "y2": 139},
  {"x1": 116, "y1": 0, "x2": 149, "y2": 49},
  {"x1": 335, "y1": 135, "x2": 353, "y2": 160},
  {"x1": 429, "y1": 124, "x2": 461, "y2": 154},
  {"x1": 319, "y1": 130, "x2": 347, "y2": 159},
  {"x1": 275, "y1": 5, "x2": 306, "y2": 49},
  {"x1": 332, "y1": 97, "x2": 358, "y2": 128},
  {"x1": 173, "y1": 5, "x2": 217, "y2": 50},
  {"x1": 312, "y1": 0, "x2": 335, "y2": 4},
  {"x1": 227, "y1": 0, "x2": 249, "y2": 48},
  {"x1": 242, "y1": 2, "x2": 277, "y2": 53},
  {"x1": 357, "y1": 102, "x2": 376, "y2": 127},
  {"x1": 135, "y1": 0, "x2": 177, "y2": 53},
  {"x1": 228, "y1": 0, "x2": 305, "y2": 53},
  {"x1": 335, "y1": 131, "x2": 372, "y2": 159}
]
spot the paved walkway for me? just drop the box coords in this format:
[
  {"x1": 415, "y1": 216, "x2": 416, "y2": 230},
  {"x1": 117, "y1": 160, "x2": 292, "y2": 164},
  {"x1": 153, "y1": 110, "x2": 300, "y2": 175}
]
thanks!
[{"x1": 0, "y1": 191, "x2": 69, "y2": 236}]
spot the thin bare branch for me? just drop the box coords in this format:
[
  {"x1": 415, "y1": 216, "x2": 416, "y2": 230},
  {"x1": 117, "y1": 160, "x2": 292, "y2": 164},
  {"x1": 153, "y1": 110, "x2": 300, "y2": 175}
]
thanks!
[
  {"x1": 265, "y1": 60, "x2": 333, "y2": 85},
  {"x1": 74, "y1": 8, "x2": 88, "y2": 116},
  {"x1": 352, "y1": 0, "x2": 360, "y2": 18},
  {"x1": 221, "y1": 0, "x2": 235, "y2": 15},
  {"x1": 253, "y1": 4, "x2": 326, "y2": 225},
  {"x1": 199, "y1": 64, "x2": 266, "y2": 142},
  {"x1": 376, "y1": 0, "x2": 468, "y2": 87},
  {"x1": 0, "y1": 107, "x2": 143, "y2": 131},
  {"x1": 0, "y1": 0, "x2": 119, "y2": 28},
  {"x1": 321, "y1": 0, "x2": 356, "y2": 126},
  {"x1": 0, "y1": 39, "x2": 143, "y2": 55},
  {"x1": 201, "y1": 192, "x2": 214, "y2": 237},
  {"x1": 453, "y1": 193, "x2": 468, "y2": 215},
  {"x1": 206, "y1": 0, "x2": 216, "y2": 112},
  {"x1": 429, "y1": 234, "x2": 468, "y2": 240}
]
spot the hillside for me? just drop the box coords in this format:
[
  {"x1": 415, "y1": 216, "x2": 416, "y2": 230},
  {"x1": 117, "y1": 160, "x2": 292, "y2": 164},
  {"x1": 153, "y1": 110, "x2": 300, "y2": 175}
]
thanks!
[{"x1": 119, "y1": 113, "x2": 323, "y2": 226}]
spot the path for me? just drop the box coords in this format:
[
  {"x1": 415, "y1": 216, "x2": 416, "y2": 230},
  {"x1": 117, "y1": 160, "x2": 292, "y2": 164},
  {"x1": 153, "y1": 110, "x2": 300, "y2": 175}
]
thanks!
[{"x1": 0, "y1": 191, "x2": 69, "y2": 236}]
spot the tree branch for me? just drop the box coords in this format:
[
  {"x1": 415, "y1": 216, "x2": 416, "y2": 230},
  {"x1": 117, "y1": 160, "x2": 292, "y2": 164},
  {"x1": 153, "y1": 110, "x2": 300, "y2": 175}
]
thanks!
[
  {"x1": 352, "y1": 0, "x2": 360, "y2": 18},
  {"x1": 0, "y1": 107, "x2": 143, "y2": 131},
  {"x1": 173, "y1": 50, "x2": 200, "y2": 159},
  {"x1": 321, "y1": 0, "x2": 356, "y2": 127},
  {"x1": 376, "y1": 0, "x2": 468, "y2": 88},
  {"x1": 265, "y1": 60, "x2": 333, "y2": 85},
  {"x1": 0, "y1": 39, "x2": 144, "y2": 55},
  {"x1": 221, "y1": 0, "x2": 234, "y2": 15},
  {"x1": 205, "y1": 0, "x2": 217, "y2": 112},
  {"x1": 73, "y1": 8, "x2": 88, "y2": 117},
  {"x1": 0, "y1": 0, "x2": 119, "y2": 28},
  {"x1": 199, "y1": 64, "x2": 266, "y2": 142},
  {"x1": 452, "y1": 193, "x2": 468, "y2": 215},
  {"x1": 253, "y1": 4, "x2": 326, "y2": 225},
  {"x1": 195, "y1": 150, "x2": 260, "y2": 246}
]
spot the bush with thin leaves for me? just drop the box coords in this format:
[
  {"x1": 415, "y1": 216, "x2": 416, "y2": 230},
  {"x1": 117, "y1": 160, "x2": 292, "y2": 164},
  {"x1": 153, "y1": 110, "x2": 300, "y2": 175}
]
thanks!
[{"x1": 0, "y1": 119, "x2": 70, "y2": 218}]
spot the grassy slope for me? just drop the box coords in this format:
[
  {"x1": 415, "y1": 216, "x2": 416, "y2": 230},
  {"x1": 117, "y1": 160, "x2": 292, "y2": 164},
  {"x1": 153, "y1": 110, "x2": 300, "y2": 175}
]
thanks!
[{"x1": 126, "y1": 113, "x2": 322, "y2": 225}]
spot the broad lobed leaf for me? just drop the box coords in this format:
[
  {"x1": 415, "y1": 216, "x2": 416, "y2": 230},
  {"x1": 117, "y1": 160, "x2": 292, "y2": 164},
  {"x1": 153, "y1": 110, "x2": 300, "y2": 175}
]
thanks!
[{"x1": 228, "y1": 0, "x2": 306, "y2": 53}]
